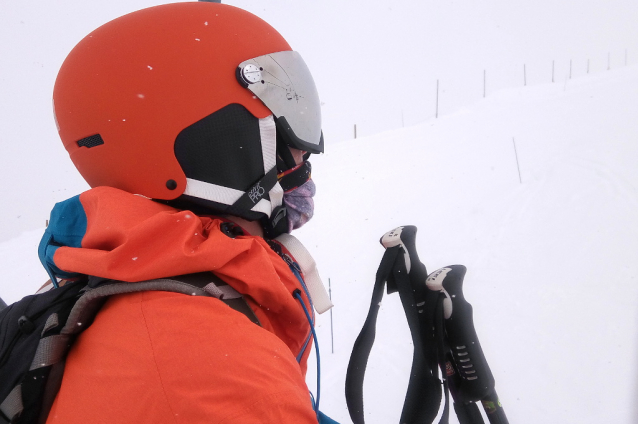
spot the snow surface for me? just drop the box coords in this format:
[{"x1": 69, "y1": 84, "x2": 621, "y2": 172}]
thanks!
[
  {"x1": 2, "y1": 64, "x2": 637, "y2": 423},
  {"x1": 297, "y1": 65, "x2": 638, "y2": 423}
]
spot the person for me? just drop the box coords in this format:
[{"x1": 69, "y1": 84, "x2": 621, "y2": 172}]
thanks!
[{"x1": 38, "y1": 2, "x2": 335, "y2": 423}]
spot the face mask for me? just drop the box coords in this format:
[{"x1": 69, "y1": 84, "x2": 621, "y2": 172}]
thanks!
[{"x1": 283, "y1": 178, "x2": 315, "y2": 232}]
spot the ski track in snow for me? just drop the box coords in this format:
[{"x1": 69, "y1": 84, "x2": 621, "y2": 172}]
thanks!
[{"x1": 3, "y1": 65, "x2": 638, "y2": 423}]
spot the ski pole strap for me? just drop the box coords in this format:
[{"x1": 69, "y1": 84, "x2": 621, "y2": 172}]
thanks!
[
  {"x1": 345, "y1": 240, "x2": 442, "y2": 424},
  {"x1": 393, "y1": 254, "x2": 445, "y2": 424},
  {"x1": 434, "y1": 295, "x2": 451, "y2": 424},
  {"x1": 344, "y1": 245, "x2": 398, "y2": 424}
]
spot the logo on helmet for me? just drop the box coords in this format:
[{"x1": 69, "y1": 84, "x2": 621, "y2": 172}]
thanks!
[{"x1": 248, "y1": 182, "x2": 266, "y2": 203}]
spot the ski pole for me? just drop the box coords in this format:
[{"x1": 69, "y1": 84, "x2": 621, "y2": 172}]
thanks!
[
  {"x1": 347, "y1": 226, "x2": 510, "y2": 424},
  {"x1": 426, "y1": 265, "x2": 509, "y2": 424},
  {"x1": 454, "y1": 401, "x2": 484, "y2": 424},
  {"x1": 392, "y1": 227, "x2": 509, "y2": 424},
  {"x1": 480, "y1": 390, "x2": 508, "y2": 424}
]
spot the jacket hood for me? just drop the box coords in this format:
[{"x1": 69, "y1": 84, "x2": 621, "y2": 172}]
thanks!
[
  {"x1": 38, "y1": 186, "x2": 318, "y2": 374},
  {"x1": 38, "y1": 187, "x2": 304, "y2": 318}
]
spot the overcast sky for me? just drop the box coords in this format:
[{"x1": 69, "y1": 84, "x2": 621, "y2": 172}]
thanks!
[{"x1": 1, "y1": 0, "x2": 638, "y2": 240}]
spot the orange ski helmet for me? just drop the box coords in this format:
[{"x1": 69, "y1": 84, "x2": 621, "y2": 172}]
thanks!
[{"x1": 53, "y1": 2, "x2": 322, "y2": 226}]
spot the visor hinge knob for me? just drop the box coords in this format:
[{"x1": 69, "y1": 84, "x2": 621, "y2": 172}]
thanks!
[{"x1": 240, "y1": 64, "x2": 262, "y2": 85}]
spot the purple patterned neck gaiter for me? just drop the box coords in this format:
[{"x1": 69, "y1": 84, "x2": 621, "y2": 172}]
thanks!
[{"x1": 283, "y1": 178, "x2": 316, "y2": 233}]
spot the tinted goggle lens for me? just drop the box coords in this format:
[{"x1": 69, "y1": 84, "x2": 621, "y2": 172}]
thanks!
[{"x1": 237, "y1": 51, "x2": 323, "y2": 154}]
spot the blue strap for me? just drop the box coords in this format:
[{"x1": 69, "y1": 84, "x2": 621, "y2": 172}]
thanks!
[
  {"x1": 294, "y1": 289, "x2": 321, "y2": 417},
  {"x1": 285, "y1": 257, "x2": 339, "y2": 423},
  {"x1": 289, "y1": 263, "x2": 341, "y2": 423},
  {"x1": 318, "y1": 410, "x2": 340, "y2": 424}
]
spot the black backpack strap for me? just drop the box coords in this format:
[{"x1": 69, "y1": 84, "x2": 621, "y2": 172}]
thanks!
[
  {"x1": 23, "y1": 274, "x2": 241, "y2": 388},
  {"x1": 0, "y1": 386, "x2": 22, "y2": 424},
  {"x1": 0, "y1": 279, "x2": 87, "y2": 424},
  {"x1": 0, "y1": 272, "x2": 260, "y2": 424},
  {"x1": 345, "y1": 226, "x2": 443, "y2": 424}
]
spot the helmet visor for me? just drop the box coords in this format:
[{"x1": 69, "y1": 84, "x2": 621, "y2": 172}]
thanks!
[{"x1": 237, "y1": 51, "x2": 323, "y2": 153}]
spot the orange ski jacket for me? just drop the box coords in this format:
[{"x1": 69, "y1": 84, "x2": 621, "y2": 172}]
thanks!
[{"x1": 39, "y1": 187, "x2": 318, "y2": 423}]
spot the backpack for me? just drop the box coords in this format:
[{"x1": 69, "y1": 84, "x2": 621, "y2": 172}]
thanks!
[{"x1": 0, "y1": 272, "x2": 257, "y2": 424}]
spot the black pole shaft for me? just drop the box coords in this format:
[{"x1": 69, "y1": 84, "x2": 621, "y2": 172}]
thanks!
[
  {"x1": 482, "y1": 390, "x2": 509, "y2": 424},
  {"x1": 454, "y1": 402, "x2": 485, "y2": 424}
]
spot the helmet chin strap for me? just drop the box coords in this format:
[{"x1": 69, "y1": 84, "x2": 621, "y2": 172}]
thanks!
[
  {"x1": 262, "y1": 139, "x2": 313, "y2": 238},
  {"x1": 230, "y1": 167, "x2": 278, "y2": 213},
  {"x1": 261, "y1": 203, "x2": 289, "y2": 239},
  {"x1": 276, "y1": 135, "x2": 299, "y2": 171},
  {"x1": 278, "y1": 161, "x2": 312, "y2": 193}
]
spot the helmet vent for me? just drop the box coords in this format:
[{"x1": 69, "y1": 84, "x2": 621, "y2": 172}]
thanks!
[{"x1": 77, "y1": 134, "x2": 105, "y2": 148}]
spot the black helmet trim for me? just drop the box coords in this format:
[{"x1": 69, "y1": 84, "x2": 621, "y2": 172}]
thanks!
[
  {"x1": 237, "y1": 51, "x2": 323, "y2": 154},
  {"x1": 181, "y1": 114, "x2": 283, "y2": 218}
]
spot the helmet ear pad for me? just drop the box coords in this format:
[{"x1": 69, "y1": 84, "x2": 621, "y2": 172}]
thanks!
[
  {"x1": 165, "y1": 103, "x2": 277, "y2": 221},
  {"x1": 176, "y1": 104, "x2": 264, "y2": 192}
]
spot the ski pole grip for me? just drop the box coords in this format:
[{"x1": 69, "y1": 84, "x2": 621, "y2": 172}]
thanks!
[
  {"x1": 379, "y1": 226, "x2": 428, "y2": 292},
  {"x1": 380, "y1": 226, "x2": 416, "y2": 272},
  {"x1": 427, "y1": 266, "x2": 496, "y2": 402}
]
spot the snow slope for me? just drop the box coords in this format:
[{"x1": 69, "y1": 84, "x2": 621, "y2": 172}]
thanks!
[
  {"x1": 299, "y1": 65, "x2": 638, "y2": 424},
  {"x1": 2, "y1": 65, "x2": 638, "y2": 423}
]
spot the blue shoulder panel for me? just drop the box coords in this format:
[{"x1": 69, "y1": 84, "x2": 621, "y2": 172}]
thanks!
[{"x1": 38, "y1": 195, "x2": 88, "y2": 283}]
